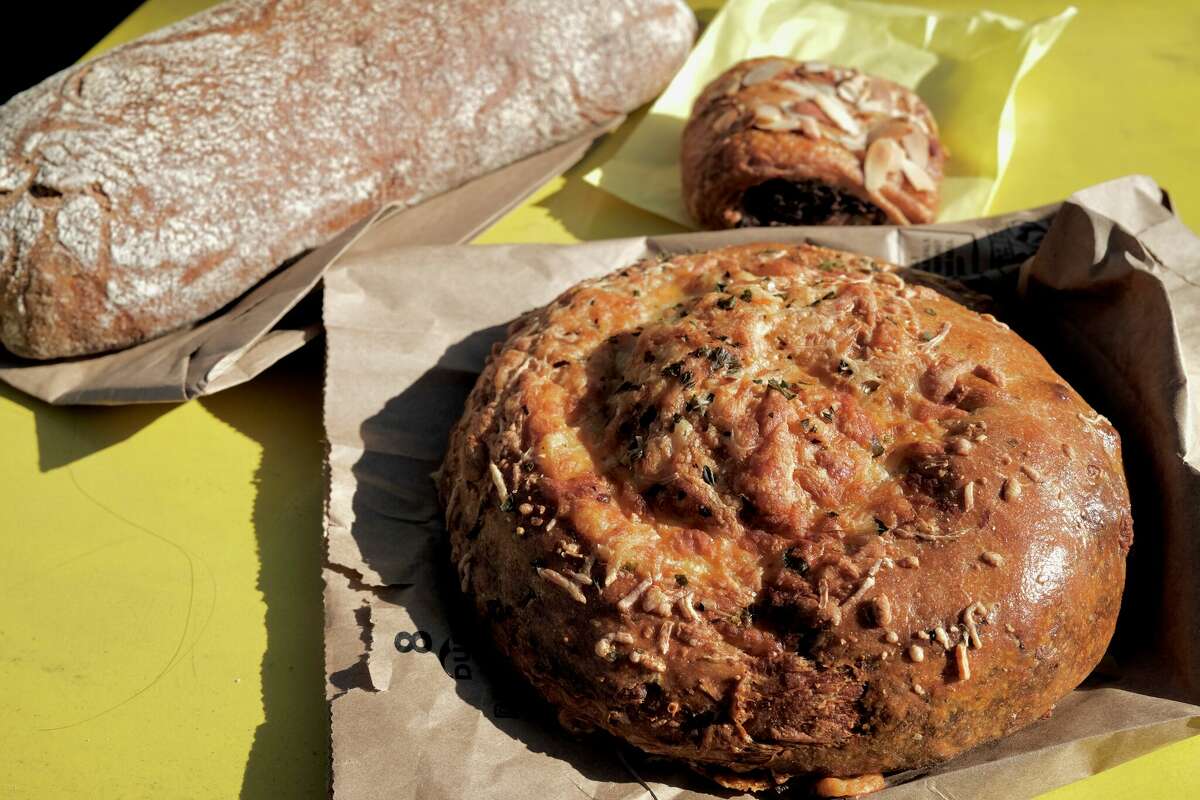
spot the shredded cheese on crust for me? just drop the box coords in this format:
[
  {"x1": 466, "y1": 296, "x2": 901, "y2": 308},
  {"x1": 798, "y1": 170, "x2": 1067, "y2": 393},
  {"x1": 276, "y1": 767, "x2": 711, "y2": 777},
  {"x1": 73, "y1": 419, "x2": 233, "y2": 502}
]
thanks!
[{"x1": 438, "y1": 242, "x2": 1132, "y2": 777}]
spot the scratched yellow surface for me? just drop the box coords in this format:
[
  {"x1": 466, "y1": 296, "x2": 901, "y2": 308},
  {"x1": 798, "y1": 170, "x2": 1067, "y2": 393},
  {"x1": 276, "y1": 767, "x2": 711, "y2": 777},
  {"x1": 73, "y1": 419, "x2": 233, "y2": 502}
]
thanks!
[{"x1": 1, "y1": 1, "x2": 1198, "y2": 798}]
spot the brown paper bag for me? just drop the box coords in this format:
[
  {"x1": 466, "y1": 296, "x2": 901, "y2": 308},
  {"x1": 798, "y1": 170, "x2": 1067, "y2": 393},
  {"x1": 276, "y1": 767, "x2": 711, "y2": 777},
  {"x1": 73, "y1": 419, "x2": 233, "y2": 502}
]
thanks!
[
  {"x1": 322, "y1": 174, "x2": 1199, "y2": 799},
  {"x1": 0, "y1": 120, "x2": 621, "y2": 405}
]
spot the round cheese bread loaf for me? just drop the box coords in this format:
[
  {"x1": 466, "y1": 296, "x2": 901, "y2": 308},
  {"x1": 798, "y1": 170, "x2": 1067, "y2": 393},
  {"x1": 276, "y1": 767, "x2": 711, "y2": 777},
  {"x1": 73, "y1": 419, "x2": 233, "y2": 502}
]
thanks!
[{"x1": 438, "y1": 243, "x2": 1131, "y2": 789}]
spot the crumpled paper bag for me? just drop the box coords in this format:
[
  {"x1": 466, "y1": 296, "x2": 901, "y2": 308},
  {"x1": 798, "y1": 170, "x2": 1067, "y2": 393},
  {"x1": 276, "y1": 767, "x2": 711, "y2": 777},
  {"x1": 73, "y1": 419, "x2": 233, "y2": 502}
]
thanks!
[
  {"x1": 322, "y1": 175, "x2": 1199, "y2": 799},
  {"x1": 585, "y1": 0, "x2": 1075, "y2": 227}
]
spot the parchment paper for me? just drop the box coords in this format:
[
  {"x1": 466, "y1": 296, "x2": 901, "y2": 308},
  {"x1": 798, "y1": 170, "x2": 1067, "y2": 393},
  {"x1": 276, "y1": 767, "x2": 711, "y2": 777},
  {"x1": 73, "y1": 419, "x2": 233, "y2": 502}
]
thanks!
[
  {"x1": 323, "y1": 174, "x2": 1200, "y2": 799},
  {"x1": 0, "y1": 120, "x2": 621, "y2": 406}
]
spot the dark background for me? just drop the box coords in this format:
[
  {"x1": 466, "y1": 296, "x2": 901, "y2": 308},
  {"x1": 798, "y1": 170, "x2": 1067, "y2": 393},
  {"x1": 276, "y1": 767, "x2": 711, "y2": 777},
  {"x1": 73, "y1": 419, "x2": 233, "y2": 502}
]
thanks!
[{"x1": 2, "y1": 3, "x2": 144, "y2": 103}]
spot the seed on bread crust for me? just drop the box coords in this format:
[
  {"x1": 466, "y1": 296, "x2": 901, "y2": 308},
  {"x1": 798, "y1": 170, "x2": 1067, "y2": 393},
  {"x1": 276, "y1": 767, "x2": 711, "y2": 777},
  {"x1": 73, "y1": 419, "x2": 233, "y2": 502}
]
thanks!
[{"x1": 815, "y1": 773, "x2": 886, "y2": 797}]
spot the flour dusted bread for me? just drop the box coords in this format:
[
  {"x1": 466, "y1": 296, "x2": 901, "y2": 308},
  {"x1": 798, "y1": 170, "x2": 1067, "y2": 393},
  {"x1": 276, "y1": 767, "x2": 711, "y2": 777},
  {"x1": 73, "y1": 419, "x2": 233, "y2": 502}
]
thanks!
[
  {"x1": 682, "y1": 58, "x2": 945, "y2": 229},
  {"x1": 0, "y1": 0, "x2": 696, "y2": 359},
  {"x1": 439, "y1": 243, "x2": 1131, "y2": 789}
]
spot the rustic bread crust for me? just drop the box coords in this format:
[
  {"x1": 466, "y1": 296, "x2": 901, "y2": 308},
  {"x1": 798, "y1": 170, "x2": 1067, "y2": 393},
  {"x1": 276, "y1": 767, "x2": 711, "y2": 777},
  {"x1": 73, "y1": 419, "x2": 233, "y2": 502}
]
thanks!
[
  {"x1": 439, "y1": 243, "x2": 1131, "y2": 787},
  {"x1": 681, "y1": 58, "x2": 945, "y2": 229},
  {"x1": 0, "y1": 0, "x2": 696, "y2": 359}
]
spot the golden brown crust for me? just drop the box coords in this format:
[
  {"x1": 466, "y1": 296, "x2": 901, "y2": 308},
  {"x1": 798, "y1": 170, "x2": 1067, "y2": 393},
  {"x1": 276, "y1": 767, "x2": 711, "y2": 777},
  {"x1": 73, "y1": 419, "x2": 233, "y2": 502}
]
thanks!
[
  {"x1": 439, "y1": 244, "x2": 1130, "y2": 785},
  {"x1": 681, "y1": 58, "x2": 945, "y2": 229}
]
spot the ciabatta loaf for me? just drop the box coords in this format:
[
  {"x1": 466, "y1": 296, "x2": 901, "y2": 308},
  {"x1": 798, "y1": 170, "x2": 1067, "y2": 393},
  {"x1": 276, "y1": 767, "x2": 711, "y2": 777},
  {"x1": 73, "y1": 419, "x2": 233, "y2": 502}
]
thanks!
[{"x1": 0, "y1": 0, "x2": 696, "y2": 358}]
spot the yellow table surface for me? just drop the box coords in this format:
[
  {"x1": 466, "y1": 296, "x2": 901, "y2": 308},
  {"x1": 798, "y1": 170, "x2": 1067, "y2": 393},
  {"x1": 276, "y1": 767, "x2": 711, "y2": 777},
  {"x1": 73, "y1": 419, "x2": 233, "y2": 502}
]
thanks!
[{"x1": 2, "y1": 1, "x2": 1198, "y2": 798}]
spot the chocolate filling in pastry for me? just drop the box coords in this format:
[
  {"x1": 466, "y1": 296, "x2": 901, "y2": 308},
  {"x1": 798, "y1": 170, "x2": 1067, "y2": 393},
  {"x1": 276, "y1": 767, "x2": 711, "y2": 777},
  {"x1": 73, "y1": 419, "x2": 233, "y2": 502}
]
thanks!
[{"x1": 739, "y1": 178, "x2": 889, "y2": 227}]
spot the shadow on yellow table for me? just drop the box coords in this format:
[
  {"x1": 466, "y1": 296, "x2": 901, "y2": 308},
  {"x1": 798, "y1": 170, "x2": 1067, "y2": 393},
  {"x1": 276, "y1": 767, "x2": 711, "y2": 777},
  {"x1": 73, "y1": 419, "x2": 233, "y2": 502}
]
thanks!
[
  {"x1": 1, "y1": 1, "x2": 1198, "y2": 799},
  {"x1": 0, "y1": 385, "x2": 170, "y2": 471},
  {"x1": 0, "y1": 345, "x2": 328, "y2": 798},
  {"x1": 197, "y1": 353, "x2": 328, "y2": 800}
]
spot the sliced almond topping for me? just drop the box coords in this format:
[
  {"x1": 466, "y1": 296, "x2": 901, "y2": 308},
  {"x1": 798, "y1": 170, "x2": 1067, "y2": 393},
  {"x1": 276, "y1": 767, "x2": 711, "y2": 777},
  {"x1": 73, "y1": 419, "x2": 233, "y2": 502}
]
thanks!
[
  {"x1": 908, "y1": 644, "x2": 925, "y2": 662},
  {"x1": 899, "y1": 157, "x2": 936, "y2": 192},
  {"x1": 864, "y1": 137, "x2": 904, "y2": 193},
  {"x1": 756, "y1": 116, "x2": 805, "y2": 132},
  {"x1": 981, "y1": 551, "x2": 1004, "y2": 567},
  {"x1": 712, "y1": 108, "x2": 741, "y2": 134},
  {"x1": 742, "y1": 59, "x2": 793, "y2": 87},
  {"x1": 813, "y1": 93, "x2": 861, "y2": 136},
  {"x1": 867, "y1": 118, "x2": 913, "y2": 146},
  {"x1": 711, "y1": 75, "x2": 742, "y2": 98},
  {"x1": 778, "y1": 79, "x2": 824, "y2": 101},
  {"x1": 803, "y1": 61, "x2": 830, "y2": 73},
  {"x1": 911, "y1": 112, "x2": 933, "y2": 136},
  {"x1": 901, "y1": 129, "x2": 930, "y2": 169},
  {"x1": 837, "y1": 74, "x2": 869, "y2": 104},
  {"x1": 857, "y1": 97, "x2": 891, "y2": 115},
  {"x1": 753, "y1": 103, "x2": 783, "y2": 126},
  {"x1": 798, "y1": 116, "x2": 823, "y2": 139}
]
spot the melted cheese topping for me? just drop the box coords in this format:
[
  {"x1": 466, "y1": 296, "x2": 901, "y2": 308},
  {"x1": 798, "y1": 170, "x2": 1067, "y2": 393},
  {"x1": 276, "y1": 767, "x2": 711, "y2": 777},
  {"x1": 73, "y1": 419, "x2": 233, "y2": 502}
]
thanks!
[
  {"x1": 504, "y1": 245, "x2": 995, "y2": 615},
  {"x1": 439, "y1": 242, "x2": 1132, "y2": 771}
]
